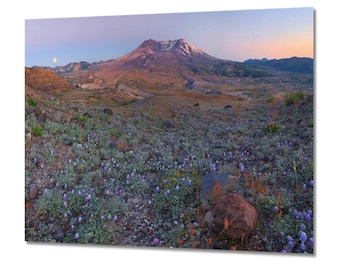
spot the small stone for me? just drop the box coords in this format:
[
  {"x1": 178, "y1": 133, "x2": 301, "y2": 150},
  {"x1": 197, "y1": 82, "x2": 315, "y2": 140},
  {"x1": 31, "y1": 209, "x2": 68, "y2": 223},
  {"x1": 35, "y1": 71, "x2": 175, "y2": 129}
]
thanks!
[
  {"x1": 110, "y1": 139, "x2": 128, "y2": 152},
  {"x1": 104, "y1": 108, "x2": 113, "y2": 115},
  {"x1": 33, "y1": 107, "x2": 41, "y2": 117},
  {"x1": 83, "y1": 112, "x2": 91, "y2": 118},
  {"x1": 28, "y1": 183, "x2": 38, "y2": 200},
  {"x1": 38, "y1": 112, "x2": 47, "y2": 123},
  {"x1": 53, "y1": 111, "x2": 63, "y2": 122},
  {"x1": 63, "y1": 139, "x2": 73, "y2": 146},
  {"x1": 163, "y1": 119, "x2": 175, "y2": 128},
  {"x1": 53, "y1": 230, "x2": 65, "y2": 242}
]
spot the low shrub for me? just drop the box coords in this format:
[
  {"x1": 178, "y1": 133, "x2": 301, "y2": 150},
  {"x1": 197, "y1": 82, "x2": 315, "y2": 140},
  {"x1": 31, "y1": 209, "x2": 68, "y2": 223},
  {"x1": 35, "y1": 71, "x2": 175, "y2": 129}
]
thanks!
[
  {"x1": 32, "y1": 125, "x2": 43, "y2": 137},
  {"x1": 284, "y1": 91, "x2": 306, "y2": 106},
  {"x1": 27, "y1": 97, "x2": 37, "y2": 106},
  {"x1": 264, "y1": 122, "x2": 281, "y2": 133}
]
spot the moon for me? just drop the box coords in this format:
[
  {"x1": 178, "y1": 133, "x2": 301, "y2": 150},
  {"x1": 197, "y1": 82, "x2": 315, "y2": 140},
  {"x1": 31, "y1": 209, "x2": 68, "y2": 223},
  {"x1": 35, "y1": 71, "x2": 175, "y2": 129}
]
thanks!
[{"x1": 53, "y1": 57, "x2": 57, "y2": 63}]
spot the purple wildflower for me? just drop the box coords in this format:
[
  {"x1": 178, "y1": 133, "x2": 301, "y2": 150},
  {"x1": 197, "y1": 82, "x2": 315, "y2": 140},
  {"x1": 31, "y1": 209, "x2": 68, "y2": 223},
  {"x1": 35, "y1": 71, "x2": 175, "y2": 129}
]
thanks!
[
  {"x1": 153, "y1": 238, "x2": 160, "y2": 245},
  {"x1": 85, "y1": 194, "x2": 91, "y2": 202},
  {"x1": 308, "y1": 237, "x2": 314, "y2": 248},
  {"x1": 302, "y1": 184, "x2": 307, "y2": 192},
  {"x1": 239, "y1": 163, "x2": 245, "y2": 172},
  {"x1": 273, "y1": 206, "x2": 279, "y2": 213},
  {"x1": 299, "y1": 242, "x2": 307, "y2": 252},
  {"x1": 299, "y1": 231, "x2": 307, "y2": 243},
  {"x1": 74, "y1": 233, "x2": 80, "y2": 240}
]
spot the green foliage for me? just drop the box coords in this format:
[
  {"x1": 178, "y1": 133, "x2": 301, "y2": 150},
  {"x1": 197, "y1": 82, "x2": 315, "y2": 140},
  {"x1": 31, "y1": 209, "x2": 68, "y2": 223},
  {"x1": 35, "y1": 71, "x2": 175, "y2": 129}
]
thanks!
[
  {"x1": 264, "y1": 122, "x2": 281, "y2": 133},
  {"x1": 266, "y1": 96, "x2": 275, "y2": 103},
  {"x1": 284, "y1": 91, "x2": 306, "y2": 106},
  {"x1": 27, "y1": 96, "x2": 37, "y2": 106},
  {"x1": 76, "y1": 115, "x2": 87, "y2": 124},
  {"x1": 118, "y1": 99, "x2": 138, "y2": 106},
  {"x1": 32, "y1": 125, "x2": 43, "y2": 137},
  {"x1": 111, "y1": 129, "x2": 124, "y2": 138}
]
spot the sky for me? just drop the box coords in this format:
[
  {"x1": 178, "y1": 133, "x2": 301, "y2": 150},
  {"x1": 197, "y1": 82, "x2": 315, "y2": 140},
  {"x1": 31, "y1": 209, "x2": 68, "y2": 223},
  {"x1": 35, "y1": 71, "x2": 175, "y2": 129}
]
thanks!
[{"x1": 25, "y1": 7, "x2": 313, "y2": 67}]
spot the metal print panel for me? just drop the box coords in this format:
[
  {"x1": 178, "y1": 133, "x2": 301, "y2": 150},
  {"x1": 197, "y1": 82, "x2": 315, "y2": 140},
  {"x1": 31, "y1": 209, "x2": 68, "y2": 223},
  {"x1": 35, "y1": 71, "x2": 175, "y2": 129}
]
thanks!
[{"x1": 25, "y1": 7, "x2": 314, "y2": 253}]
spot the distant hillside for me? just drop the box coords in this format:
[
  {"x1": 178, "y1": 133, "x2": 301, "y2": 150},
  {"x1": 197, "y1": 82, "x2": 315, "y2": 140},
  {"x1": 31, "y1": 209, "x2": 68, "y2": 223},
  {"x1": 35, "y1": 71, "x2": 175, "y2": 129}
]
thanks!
[
  {"x1": 243, "y1": 57, "x2": 313, "y2": 74},
  {"x1": 25, "y1": 67, "x2": 74, "y2": 93}
]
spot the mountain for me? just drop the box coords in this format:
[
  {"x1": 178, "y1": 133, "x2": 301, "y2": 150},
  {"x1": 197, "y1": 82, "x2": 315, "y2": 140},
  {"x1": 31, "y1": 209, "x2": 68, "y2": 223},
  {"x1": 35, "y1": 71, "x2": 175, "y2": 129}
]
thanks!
[
  {"x1": 51, "y1": 38, "x2": 272, "y2": 93},
  {"x1": 243, "y1": 57, "x2": 313, "y2": 74},
  {"x1": 53, "y1": 61, "x2": 90, "y2": 74},
  {"x1": 25, "y1": 39, "x2": 313, "y2": 108},
  {"x1": 113, "y1": 38, "x2": 215, "y2": 69}
]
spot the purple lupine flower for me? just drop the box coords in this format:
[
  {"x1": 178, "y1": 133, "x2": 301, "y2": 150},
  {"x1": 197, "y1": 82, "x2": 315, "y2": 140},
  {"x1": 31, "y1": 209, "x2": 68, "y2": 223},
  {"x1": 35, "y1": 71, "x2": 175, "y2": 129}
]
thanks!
[
  {"x1": 302, "y1": 184, "x2": 307, "y2": 192},
  {"x1": 153, "y1": 238, "x2": 160, "y2": 245},
  {"x1": 287, "y1": 235, "x2": 294, "y2": 243},
  {"x1": 308, "y1": 237, "x2": 314, "y2": 248},
  {"x1": 78, "y1": 216, "x2": 82, "y2": 223},
  {"x1": 287, "y1": 240, "x2": 294, "y2": 250},
  {"x1": 63, "y1": 193, "x2": 67, "y2": 201},
  {"x1": 300, "y1": 224, "x2": 306, "y2": 231},
  {"x1": 85, "y1": 194, "x2": 91, "y2": 202},
  {"x1": 273, "y1": 206, "x2": 279, "y2": 213},
  {"x1": 74, "y1": 233, "x2": 80, "y2": 240},
  {"x1": 175, "y1": 185, "x2": 180, "y2": 192},
  {"x1": 112, "y1": 215, "x2": 118, "y2": 222},
  {"x1": 173, "y1": 220, "x2": 178, "y2": 226},
  {"x1": 309, "y1": 180, "x2": 314, "y2": 187},
  {"x1": 299, "y1": 242, "x2": 307, "y2": 252},
  {"x1": 155, "y1": 186, "x2": 160, "y2": 193},
  {"x1": 239, "y1": 163, "x2": 245, "y2": 172},
  {"x1": 299, "y1": 231, "x2": 307, "y2": 243}
]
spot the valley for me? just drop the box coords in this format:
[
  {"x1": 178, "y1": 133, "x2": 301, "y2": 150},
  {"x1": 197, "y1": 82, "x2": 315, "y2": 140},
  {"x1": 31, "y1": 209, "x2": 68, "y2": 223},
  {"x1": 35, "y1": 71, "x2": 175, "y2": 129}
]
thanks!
[{"x1": 25, "y1": 39, "x2": 314, "y2": 253}]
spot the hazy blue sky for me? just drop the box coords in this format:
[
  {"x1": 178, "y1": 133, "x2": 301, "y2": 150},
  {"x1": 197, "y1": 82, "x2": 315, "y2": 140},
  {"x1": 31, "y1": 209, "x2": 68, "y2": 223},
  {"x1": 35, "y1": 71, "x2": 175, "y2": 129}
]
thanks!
[{"x1": 25, "y1": 7, "x2": 313, "y2": 67}]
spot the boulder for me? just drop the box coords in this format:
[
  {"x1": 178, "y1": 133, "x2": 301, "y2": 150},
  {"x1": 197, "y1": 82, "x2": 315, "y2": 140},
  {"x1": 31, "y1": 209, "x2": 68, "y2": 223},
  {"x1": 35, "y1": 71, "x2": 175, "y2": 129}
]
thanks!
[
  {"x1": 207, "y1": 193, "x2": 257, "y2": 240},
  {"x1": 200, "y1": 172, "x2": 242, "y2": 208}
]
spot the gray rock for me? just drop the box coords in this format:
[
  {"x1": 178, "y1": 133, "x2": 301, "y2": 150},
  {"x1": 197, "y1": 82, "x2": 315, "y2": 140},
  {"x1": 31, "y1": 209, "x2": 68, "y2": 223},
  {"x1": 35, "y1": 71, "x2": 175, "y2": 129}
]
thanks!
[
  {"x1": 163, "y1": 119, "x2": 175, "y2": 128},
  {"x1": 200, "y1": 172, "x2": 242, "y2": 208}
]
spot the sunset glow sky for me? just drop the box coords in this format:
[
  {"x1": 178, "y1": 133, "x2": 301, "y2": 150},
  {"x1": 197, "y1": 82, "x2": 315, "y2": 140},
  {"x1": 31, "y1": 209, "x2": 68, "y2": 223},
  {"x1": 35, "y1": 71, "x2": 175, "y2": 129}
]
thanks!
[{"x1": 25, "y1": 7, "x2": 313, "y2": 67}]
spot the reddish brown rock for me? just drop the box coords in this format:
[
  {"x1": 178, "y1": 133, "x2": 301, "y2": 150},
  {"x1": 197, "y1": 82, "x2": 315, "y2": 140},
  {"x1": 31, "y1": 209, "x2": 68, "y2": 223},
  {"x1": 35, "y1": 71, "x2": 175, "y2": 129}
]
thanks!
[
  {"x1": 28, "y1": 183, "x2": 38, "y2": 200},
  {"x1": 110, "y1": 139, "x2": 128, "y2": 152},
  {"x1": 208, "y1": 193, "x2": 257, "y2": 240}
]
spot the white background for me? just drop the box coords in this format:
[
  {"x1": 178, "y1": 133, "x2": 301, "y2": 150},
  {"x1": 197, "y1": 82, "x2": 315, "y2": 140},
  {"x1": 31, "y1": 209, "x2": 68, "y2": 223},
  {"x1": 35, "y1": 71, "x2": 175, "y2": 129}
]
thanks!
[{"x1": 0, "y1": 0, "x2": 338, "y2": 269}]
